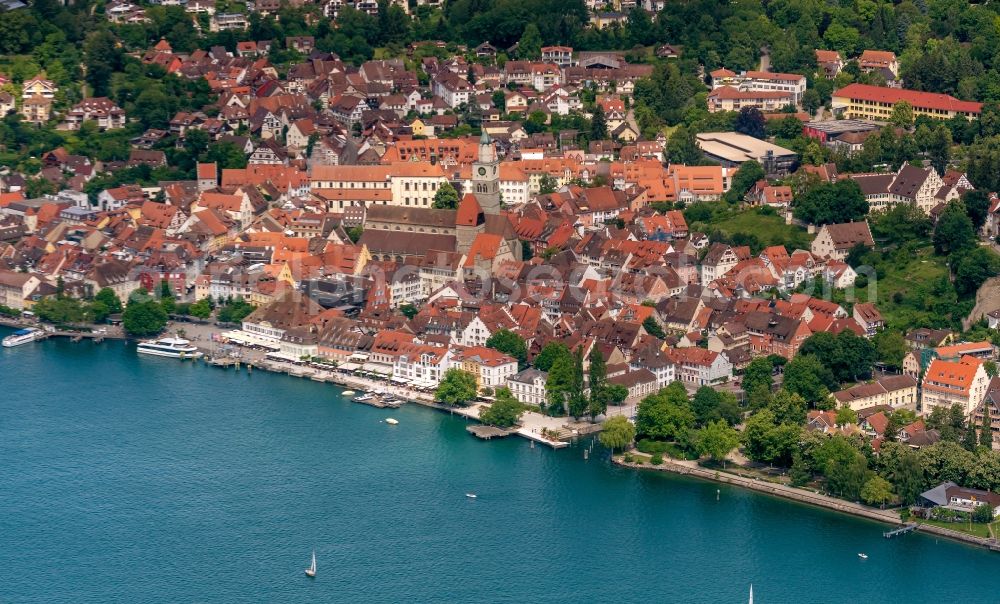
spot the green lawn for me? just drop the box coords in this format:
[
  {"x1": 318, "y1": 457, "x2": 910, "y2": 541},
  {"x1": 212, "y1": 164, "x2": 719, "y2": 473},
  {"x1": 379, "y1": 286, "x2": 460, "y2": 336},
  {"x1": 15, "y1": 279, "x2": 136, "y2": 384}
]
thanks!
[
  {"x1": 830, "y1": 244, "x2": 952, "y2": 330},
  {"x1": 919, "y1": 518, "x2": 996, "y2": 539},
  {"x1": 693, "y1": 208, "x2": 814, "y2": 252}
]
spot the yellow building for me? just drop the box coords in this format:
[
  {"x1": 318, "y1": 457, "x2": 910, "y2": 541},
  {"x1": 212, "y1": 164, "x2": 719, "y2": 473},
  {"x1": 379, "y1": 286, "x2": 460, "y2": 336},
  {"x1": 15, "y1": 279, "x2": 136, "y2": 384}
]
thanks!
[{"x1": 832, "y1": 84, "x2": 981, "y2": 121}]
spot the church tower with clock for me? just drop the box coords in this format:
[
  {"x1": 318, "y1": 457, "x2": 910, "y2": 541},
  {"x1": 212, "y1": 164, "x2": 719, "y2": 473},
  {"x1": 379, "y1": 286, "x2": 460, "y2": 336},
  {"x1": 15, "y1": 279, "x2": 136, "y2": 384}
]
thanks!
[{"x1": 472, "y1": 131, "x2": 501, "y2": 215}]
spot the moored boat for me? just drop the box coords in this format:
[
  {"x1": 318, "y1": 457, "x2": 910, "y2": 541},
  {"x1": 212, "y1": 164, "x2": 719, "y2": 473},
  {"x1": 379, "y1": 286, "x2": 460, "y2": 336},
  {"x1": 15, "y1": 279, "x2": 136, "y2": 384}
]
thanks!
[
  {"x1": 2, "y1": 328, "x2": 42, "y2": 348},
  {"x1": 136, "y1": 337, "x2": 203, "y2": 359}
]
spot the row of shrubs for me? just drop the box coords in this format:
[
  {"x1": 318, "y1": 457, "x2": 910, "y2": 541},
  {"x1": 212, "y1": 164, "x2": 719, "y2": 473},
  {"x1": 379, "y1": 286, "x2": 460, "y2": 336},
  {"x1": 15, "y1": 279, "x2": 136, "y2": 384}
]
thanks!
[{"x1": 636, "y1": 438, "x2": 697, "y2": 461}]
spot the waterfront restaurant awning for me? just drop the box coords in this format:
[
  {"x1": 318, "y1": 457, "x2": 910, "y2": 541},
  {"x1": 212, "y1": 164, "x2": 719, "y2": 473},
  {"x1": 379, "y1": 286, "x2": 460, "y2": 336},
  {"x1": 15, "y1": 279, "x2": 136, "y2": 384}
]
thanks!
[
  {"x1": 390, "y1": 376, "x2": 409, "y2": 384},
  {"x1": 338, "y1": 362, "x2": 361, "y2": 372},
  {"x1": 361, "y1": 362, "x2": 392, "y2": 376},
  {"x1": 349, "y1": 352, "x2": 370, "y2": 361},
  {"x1": 266, "y1": 351, "x2": 306, "y2": 364},
  {"x1": 223, "y1": 330, "x2": 281, "y2": 351}
]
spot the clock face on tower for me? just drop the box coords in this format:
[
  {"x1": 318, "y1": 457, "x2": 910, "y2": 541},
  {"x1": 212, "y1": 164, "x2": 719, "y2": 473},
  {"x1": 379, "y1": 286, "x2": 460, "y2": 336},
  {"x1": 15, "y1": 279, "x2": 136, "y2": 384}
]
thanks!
[{"x1": 478, "y1": 167, "x2": 486, "y2": 176}]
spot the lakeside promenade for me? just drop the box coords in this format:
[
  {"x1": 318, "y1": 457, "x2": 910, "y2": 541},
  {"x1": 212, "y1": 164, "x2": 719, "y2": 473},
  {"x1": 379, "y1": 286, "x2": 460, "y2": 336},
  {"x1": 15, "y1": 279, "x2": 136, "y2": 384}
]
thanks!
[{"x1": 167, "y1": 320, "x2": 593, "y2": 449}]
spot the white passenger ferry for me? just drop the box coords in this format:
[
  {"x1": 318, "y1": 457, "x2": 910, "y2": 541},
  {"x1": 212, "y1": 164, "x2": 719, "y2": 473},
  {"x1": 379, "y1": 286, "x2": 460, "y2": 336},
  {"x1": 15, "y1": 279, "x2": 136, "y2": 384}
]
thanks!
[
  {"x1": 136, "y1": 336, "x2": 203, "y2": 359},
  {"x1": 2, "y1": 327, "x2": 42, "y2": 348}
]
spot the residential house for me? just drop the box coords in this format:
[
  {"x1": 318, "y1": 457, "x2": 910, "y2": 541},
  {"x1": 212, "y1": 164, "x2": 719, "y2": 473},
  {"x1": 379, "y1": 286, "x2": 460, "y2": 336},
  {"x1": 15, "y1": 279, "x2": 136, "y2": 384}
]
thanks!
[
  {"x1": 832, "y1": 375, "x2": 918, "y2": 411},
  {"x1": 810, "y1": 221, "x2": 874, "y2": 261},
  {"x1": 507, "y1": 368, "x2": 548, "y2": 407},
  {"x1": 921, "y1": 356, "x2": 990, "y2": 418}
]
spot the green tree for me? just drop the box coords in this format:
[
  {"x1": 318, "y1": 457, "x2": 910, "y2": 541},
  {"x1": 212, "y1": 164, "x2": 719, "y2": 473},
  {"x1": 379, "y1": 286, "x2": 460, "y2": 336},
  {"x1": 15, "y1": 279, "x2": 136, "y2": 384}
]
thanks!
[
  {"x1": 835, "y1": 406, "x2": 858, "y2": 426},
  {"x1": 94, "y1": 287, "x2": 123, "y2": 314},
  {"x1": 860, "y1": 475, "x2": 894, "y2": 508},
  {"x1": 188, "y1": 298, "x2": 211, "y2": 319},
  {"x1": 534, "y1": 341, "x2": 571, "y2": 372},
  {"x1": 982, "y1": 410, "x2": 995, "y2": 449},
  {"x1": 954, "y1": 248, "x2": 1000, "y2": 297},
  {"x1": 83, "y1": 29, "x2": 123, "y2": 97},
  {"x1": 890, "y1": 101, "x2": 914, "y2": 128},
  {"x1": 642, "y1": 315, "x2": 665, "y2": 339},
  {"x1": 485, "y1": 328, "x2": 528, "y2": 368},
  {"x1": 890, "y1": 446, "x2": 926, "y2": 505},
  {"x1": 346, "y1": 226, "x2": 364, "y2": 243},
  {"x1": 538, "y1": 173, "x2": 558, "y2": 195},
  {"x1": 793, "y1": 180, "x2": 868, "y2": 225},
  {"x1": 823, "y1": 445, "x2": 869, "y2": 500},
  {"x1": 516, "y1": 23, "x2": 542, "y2": 60},
  {"x1": 724, "y1": 160, "x2": 765, "y2": 203},
  {"x1": 933, "y1": 200, "x2": 977, "y2": 256},
  {"x1": 799, "y1": 330, "x2": 877, "y2": 383},
  {"x1": 734, "y1": 106, "x2": 766, "y2": 139},
  {"x1": 216, "y1": 300, "x2": 255, "y2": 323},
  {"x1": 491, "y1": 89, "x2": 506, "y2": 112},
  {"x1": 742, "y1": 357, "x2": 774, "y2": 398},
  {"x1": 693, "y1": 419, "x2": 741, "y2": 466},
  {"x1": 122, "y1": 300, "x2": 168, "y2": 337},
  {"x1": 665, "y1": 125, "x2": 702, "y2": 165},
  {"x1": 590, "y1": 104, "x2": 608, "y2": 141},
  {"x1": 432, "y1": 181, "x2": 460, "y2": 209},
  {"x1": 399, "y1": 303, "x2": 418, "y2": 319},
  {"x1": 742, "y1": 409, "x2": 800, "y2": 467},
  {"x1": 545, "y1": 350, "x2": 576, "y2": 415},
  {"x1": 801, "y1": 89, "x2": 822, "y2": 115},
  {"x1": 767, "y1": 389, "x2": 809, "y2": 425},
  {"x1": 158, "y1": 279, "x2": 175, "y2": 314},
  {"x1": 478, "y1": 387, "x2": 524, "y2": 428},
  {"x1": 927, "y1": 125, "x2": 952, "y2": 174},
  {"x1": 567, "y1": 347, "x2": 587, "y2": 419},
  {"x1": 973, "y1": 503, "x2": 995, "y2": 523},
  {"x1": 436, "y1": 368, "x2": 478, "y2": 405},
  {"x1": 789, "y1": 450, "x2": 813, "y2": 486},
  {"x1": 782, "y1": 355, "x2": 835, "y2": 406},
  {"x1": 961, "y1": 189, "x2": 992, "y2": 231},
  {"x1": 599, "y1": 416, "x2": 636, "y2": 453},
  {"x1": 635, "y1": 382, "x2": 695, "y2": 442},
  {"x1": 588, "y1": 348, "x2": 609, "y2": 419},
  {"x1": 961, "y1": 417, "x2": 980, "y2": 451},
  {"x1": 873, "y1": 330, "x2": 907, "y2": 370}
]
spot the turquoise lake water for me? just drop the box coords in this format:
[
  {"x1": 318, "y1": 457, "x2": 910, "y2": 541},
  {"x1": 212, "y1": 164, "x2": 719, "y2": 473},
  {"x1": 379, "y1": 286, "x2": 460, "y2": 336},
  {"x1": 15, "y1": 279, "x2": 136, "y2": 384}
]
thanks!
[{"x1": 1, "y1": 331, "x2": 997, "y2": 603}]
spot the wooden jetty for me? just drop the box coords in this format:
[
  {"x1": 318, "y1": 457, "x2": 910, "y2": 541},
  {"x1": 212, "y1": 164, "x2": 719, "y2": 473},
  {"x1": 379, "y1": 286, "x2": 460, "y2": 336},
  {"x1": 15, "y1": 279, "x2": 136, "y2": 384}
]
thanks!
[
  {"x1": 884, "y1": 523, "x2": 918, "y2": 538},
  {"x1": 353, "y1": 397, "x2": 389, "y2": 409},
  {"x1": 467, "y1": 425, "x2": 511, "y2": 440},
  {"x1": 206, "y1": 357, "x2": 240, "y2": 368}
]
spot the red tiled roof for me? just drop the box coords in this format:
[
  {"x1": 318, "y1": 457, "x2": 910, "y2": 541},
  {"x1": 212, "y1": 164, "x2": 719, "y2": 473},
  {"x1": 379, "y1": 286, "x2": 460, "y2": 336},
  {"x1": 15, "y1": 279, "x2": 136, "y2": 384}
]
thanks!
[
  {"x1": 455, "y1": 193, "x2": 482, "y2": 227},
  {"x1": 833, "y1": 83, "x2": 982, "y2": 114}
]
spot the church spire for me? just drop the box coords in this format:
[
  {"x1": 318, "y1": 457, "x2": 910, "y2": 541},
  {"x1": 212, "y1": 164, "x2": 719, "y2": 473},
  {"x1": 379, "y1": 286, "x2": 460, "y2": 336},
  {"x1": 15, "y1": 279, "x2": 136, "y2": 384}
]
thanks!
[{"x1": 478, "y1": 130, "x2": 496, "y2": 164}]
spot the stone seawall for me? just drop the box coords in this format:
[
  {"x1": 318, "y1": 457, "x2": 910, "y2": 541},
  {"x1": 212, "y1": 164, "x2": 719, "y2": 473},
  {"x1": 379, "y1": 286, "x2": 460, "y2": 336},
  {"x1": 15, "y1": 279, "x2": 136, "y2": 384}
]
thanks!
[
  {"x1": 614, "y1": 457, "x2": 901, "y2": 525},
  {"x1": 615, "y1": 457, "x2": 1000, "y2": 552}
]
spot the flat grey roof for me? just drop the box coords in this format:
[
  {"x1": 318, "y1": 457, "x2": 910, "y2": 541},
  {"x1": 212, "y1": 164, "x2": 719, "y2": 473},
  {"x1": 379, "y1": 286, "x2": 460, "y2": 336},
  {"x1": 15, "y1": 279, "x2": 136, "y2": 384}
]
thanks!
[{"x1": 695, "y1": 132, "x2": 796, "y2": 163}]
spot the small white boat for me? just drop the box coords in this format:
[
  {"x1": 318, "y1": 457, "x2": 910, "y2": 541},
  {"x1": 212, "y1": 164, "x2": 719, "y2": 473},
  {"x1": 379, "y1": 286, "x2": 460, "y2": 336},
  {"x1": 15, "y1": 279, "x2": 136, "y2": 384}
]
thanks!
[
  {"x1": 858, "y1": 553, "x2": 868, "y2": 560},
  {"x1": 748, "y1": 584, "x2": 753, "y2": 604},
  {"x1": 385, "y1": 418, "x2": 399, "y2": 425},
  {"x1": 305, "y1": 551, "x2": 316, "y2": 578},
  {"x1": 465, "y1": 493, "x2": 477, "y2": 499},
  {"x1": 2, "y1": 327, "x2": 42, "y2": 348},
  {"x1": 137, "y1": 336, "x2": 203, "y2": 359},
  {"x1": 342, "y1": 390, "x2": 356, "y2": 396}
]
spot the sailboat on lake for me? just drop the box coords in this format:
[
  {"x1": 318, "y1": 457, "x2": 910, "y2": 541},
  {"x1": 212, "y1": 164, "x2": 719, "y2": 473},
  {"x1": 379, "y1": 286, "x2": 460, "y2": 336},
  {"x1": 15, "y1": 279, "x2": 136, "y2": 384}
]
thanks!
[{"x1": 305, "y1": 551, "x2": 316, "y2": 578}]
